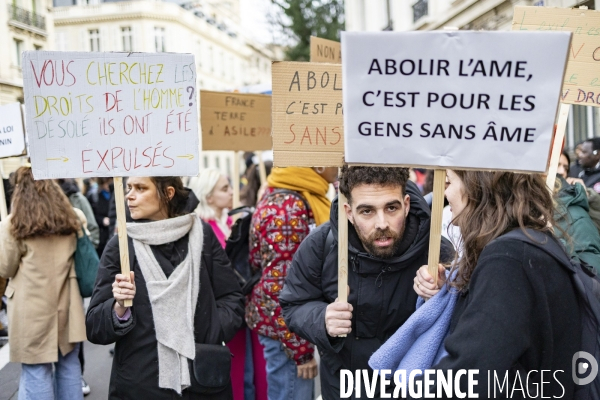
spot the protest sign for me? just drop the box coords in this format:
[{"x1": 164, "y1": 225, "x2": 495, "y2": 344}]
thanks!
[
  {"x1": 272, "y1": 61, "x2": 344, "y2": 167},
  {"x1": 513, "y1": 6, "x2": 600, "y2": 107},
  {"x1": 310, "y1": 36, "x2": 342, "y2": 64},
  {"x1": 22, "y1": 51, "x2": 200, "y2": 306},
  {"x1": 22, "y1": 51, "x2": 199, "y2": 179},
  {"x1": 342, "y1": 31, "x2": 571, "y2": 173},
  {"x1": 200, "y1": 91, "x2": 272, "y2": 151},
  {"x1": 0, "y1": 103, "x2": 27, "y2": 159}
]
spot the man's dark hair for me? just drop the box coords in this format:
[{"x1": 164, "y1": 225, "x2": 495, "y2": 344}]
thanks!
[
  {"x1": 585, "y1": 137, "x2": 600, "y2": 152},
  {"x1": 339, "y1": 166, "x2": 410, "y2": 203}
]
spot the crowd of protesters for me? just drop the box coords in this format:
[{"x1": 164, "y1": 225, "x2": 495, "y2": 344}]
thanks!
[{"x1": 0, "y1": 142, "x2": 598, "y2": 399}]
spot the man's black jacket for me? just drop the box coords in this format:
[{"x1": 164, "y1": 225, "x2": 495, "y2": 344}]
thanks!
[{"x1": 280, "y1": 181, "x2": 454, "y2": 400}]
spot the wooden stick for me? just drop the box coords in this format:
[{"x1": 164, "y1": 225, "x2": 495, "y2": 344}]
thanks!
[
  {"x1": 232, "y1": 151, "x2": 241, "y2": 208},
  {"x1": 427, "y1": 169, "x2": 446, "y2": 283},
  {"x1": 114, "y1": 177, "x2": 132, "y2": 308},
  {"x1": 337, "y1": 168, "x2": 349, "y2": 336},
  {"x1": 546, "y1": 103, "x2": 570, "y2": 191},
  {"x1": 0, "y1": 162, "x2": 7, "y2": 220},
  {"x1": 258, "y1": 151, "x2": 268, "y2": 185}
]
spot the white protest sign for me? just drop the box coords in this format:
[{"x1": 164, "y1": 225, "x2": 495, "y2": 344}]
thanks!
[
  {"x1": 22, "y1": 51, "x2": 199, "y2": 179},
  {"x1": 0, "y1": 103, "x2": 27, "y2": 159},
  {"x1": 342, "y1": 31, "x2": 571, "y2": 172}
]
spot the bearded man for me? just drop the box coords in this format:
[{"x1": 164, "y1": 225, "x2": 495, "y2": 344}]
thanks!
[{"x1": 280, "y1": 166, "x2": 455, "y2": 400}]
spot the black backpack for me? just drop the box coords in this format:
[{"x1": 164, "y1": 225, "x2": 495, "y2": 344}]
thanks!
[
  {"x1": 225, "y1": 190, "x2": 311, "y2": 296},
  {"x1": 497, "y1": 228, "x2": 600, "y2": 400}
]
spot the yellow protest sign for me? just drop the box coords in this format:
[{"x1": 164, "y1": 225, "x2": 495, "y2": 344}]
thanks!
[
  {"x1": 513, "y1": 6, "x2": 600, "y2": 107},
  {"x1": 200, "y1": 91, "x2": 271, "y2": 151},
  {"x1": 310, "y1": 36, "x2": 342, "y2": 64},
  {"x1": 271, "y1": 62, "x2": 344, "y2": 167}
]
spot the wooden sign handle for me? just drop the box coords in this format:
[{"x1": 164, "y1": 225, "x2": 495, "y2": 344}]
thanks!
[
  {"x1": 233, "y1": 151, "x2": 241, "y2": 209},
  {"x1": 114, "y1": 177, "x2": 132, "y2": 308},
  {"x1": 427, "y1": 169, "x2": 446, "y2": 284},
  {"x1": 337, "y1": 168, "x2": 349, "y2": 337},
  {"x1": 258, "y1": 151, "x2": 268, "y2": 186},
  {"x1": 0, "y1": 162, "x2": 7, "y2": 220},
  {"x1": 545, "y1": 103, "x2": 570, "y2": 191}
]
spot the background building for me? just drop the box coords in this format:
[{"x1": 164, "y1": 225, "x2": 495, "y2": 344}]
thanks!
[
  {"x1": 1, "y1": 0, "x2": 54, "y2": 105},
  {"x1": 1, "y1": 0, "x2": 54, "y2": 173},
  {"x1": 345, "y1": 0, "x2": 600, "y2": 150}
]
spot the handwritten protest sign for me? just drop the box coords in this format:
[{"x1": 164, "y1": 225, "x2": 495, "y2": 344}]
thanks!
[
  {"x1": 310, "y1": 37, "x2": 342, "y2": 64},
  {"x1": 342, "y1": 31, "x2": 571, "y2": 172},
  {"x1": 22, "y1": 51, "x2": 199, "y2": 179},
  {"x1": 200, "y1": 91, "x2": 271, "y2": 151},
  {"x1": 513, "y1": 6, "x2": 600, "y2": 107},
  {"x1": 0, "y1": 103, "x2": 27, "y2": 159},
  {"x1": 272, "y1": 61, "x2": 344, "y2": 167}
]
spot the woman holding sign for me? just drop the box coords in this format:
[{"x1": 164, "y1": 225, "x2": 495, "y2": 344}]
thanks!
[
  {"x1": 0, "y1": 167, "x2": 87, "y2": 400},
  {"x1": 86, "y1": 176, "x2": 244, "y2": 399},
  {"x1": 414, "y1": 170, "x2": 582, "y2": 398}
]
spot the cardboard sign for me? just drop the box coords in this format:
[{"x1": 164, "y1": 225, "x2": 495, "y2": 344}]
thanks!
[
  {"x1": 342, "y1": 31, "x2": 571, "y2": 172},
  {"x1": 310, "y1": 37, "x2": 342, "y2": 64},
  {"x1": 513, "y1": 6, "x2": 600, "y2": 107},
  {"x1": 0, "y1": 103, "x2": 27, "y2": 159},
  {"x1": 200, "y1": 91, "x2": 272, "y2": 151},
  {"x1": 22, "y1": 51, "x2": 199, "y2": 179},
  {"x1": 272, "y1": 61, "x2": 344, "y2": 167}
]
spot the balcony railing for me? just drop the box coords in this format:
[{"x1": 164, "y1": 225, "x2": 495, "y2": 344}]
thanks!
[
  {"x1": 412, "y1": 0, "x2": 428, "y2": 23},
  {"x1": 7, "y1": 4, "x2": 46, "y2": 31}
]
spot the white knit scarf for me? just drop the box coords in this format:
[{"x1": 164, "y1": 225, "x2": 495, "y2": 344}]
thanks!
[{"x1": 127, "y1": 214, "x2": 203, "y2": 394}]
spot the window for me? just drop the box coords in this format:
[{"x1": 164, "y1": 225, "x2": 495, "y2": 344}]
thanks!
[
  {"x1": 154, "y1": 27, "x2": 165, "y2": 52},
  {"x1": 203, "y1": 155, "x2": 209, "y2": 168},
  {"x1": 34, "y1": 44, "x2": 42, "y2": 51},
  {"x1": 121, "y1": 27, "x2": 133, "y2": 52},
  {"x1": 229, "y1": 56, "x2": 234, "y2": 80},
  {"x1": 89, "y1": 29, "x2": 100, "y2": 51},
  {"x1": 412, "y1": 0, "x2": 428, "y2": 23},
  {"x1": 55, "y1": 32, "x2": 67, "y2": 51},
  {"x1": 215, "y1": 157, "x2": 220, "y2": 169},
  {"x1": 14, "y1": 39, "x2": 23, "y2": 67},
  {"x1": 209, "y1": 46, "x2": 214, "y2": 73}
]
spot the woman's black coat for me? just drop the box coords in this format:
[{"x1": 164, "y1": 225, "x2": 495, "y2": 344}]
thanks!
[{"x1": 86, "y1": 219, "x2": 244, "y2": 400}]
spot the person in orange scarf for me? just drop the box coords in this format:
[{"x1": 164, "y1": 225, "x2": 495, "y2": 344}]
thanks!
[{"x1": 246, "y1": 166, "x2": 337, "y2": 400}]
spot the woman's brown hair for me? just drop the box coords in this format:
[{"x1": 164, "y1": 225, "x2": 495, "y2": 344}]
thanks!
[
  {"x1": 149, "y1": 177, "x2": 189, "y2": 218},
  {"x1": 450, "y1": 170, "x2": 555, "y2": 292},
  {"x1": 10, "y1": 167, "x2": 80, "y2": 240}
]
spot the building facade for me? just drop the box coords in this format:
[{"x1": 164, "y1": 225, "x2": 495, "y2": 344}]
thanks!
[
  {"x1": 51, "y1": 0, "x2": 278, "y2": 177},
  {"x1": 1, "y1": 0, "x2": 54, "y2": 105},
  {"x1": 345, "y1": 0, "x2": 600, "y2": 149},
  {"x1": 1, "y1": 0, "x2": 54, "y2": 174}
]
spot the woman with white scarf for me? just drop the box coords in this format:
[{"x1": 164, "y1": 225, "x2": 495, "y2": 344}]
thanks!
[{"x1": 86, "y1": 176, "x2": 245, "y2": 399}]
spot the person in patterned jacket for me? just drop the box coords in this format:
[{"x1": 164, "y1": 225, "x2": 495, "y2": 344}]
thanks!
[{"x1": 246, "y1": 166, "x2": 338, "y2": 400}]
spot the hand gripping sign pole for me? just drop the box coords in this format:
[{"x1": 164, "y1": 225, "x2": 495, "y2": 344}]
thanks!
[
  {"x1": 337, "y1": 184, "x2": 349, "y2": 305},
  {"x1": 427, "y1": 170, "x2": 446, "y2": 283},
  {"x1": 114, "y1": 177, "x2": 132, "y2": 307},
  {"x1": 307, "y1": 39, "x2": 350, "y2": 309}
]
